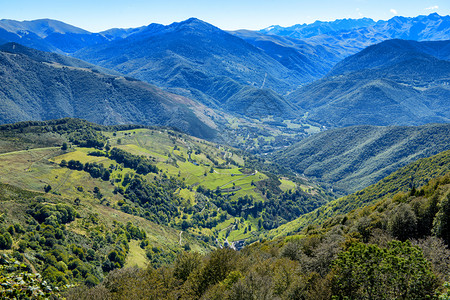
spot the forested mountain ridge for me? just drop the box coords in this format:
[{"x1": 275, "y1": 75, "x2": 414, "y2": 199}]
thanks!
[
  {"x1": 269, "y1": 148, "x2": 450, "y2": 239},
  {"x1": 2, "y1": 15, "x2": 450, "y2": 125},
  {"x1": 289, "y1": 39, "x2": 450, "y2": 128},
  {"x1": 273, "y1": 123, "x2": 450, "y2": 195},
  {"x1": 72, "y1": 18, "x2": 307, "y2": 117},
  {"x1": 0, "y1": 42, "x2": 219, "y2": 140},
  {"x1": 230, "y1": 30, "x2": 342, "y2": 81},
  {"x1": 328, "y1": 39, "x2": 450, "y2": 76},
  {"x1": 0, "y1": 18, "x2": 108, "y2": 54}
]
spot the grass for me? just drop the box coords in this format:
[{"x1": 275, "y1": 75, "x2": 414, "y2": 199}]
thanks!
[
  {"x1": 279, "y1": 179, "x2": 296, "y2": 192},
  {"x1": 124, "y1": 240, "x2": 149, "y2": 269},
  {"x1": 102, "y1": 127, "x2": 270, "y2": 201},
  {"x1": 0, "y1": 147, "x2": 61, "y2": 192},
  {"x1": 50, "y1": 147, "x2": 110, "y2": 164},
  {"x1": 177, "y1": 188, "x2": 196, "y2": 205}
]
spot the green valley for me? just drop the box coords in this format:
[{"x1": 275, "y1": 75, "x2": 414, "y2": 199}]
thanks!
[
  {"x1": 64, "y1": 146, "x2": 450, "y2": 299},
  {"x1": 0, "y1": 118, "x2": 330, "y2": 295}
]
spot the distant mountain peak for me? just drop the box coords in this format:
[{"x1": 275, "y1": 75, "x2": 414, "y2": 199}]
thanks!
[
  {"x1": 172, "y1": 17, "x2": 220, "y2": 32},
  {"x1": 132, "y1": 18, "x2": 220, "y2": 39},
  {"x1": 261, "y1": 17, "x2": 376, "y2": 39},
  {"x1": 183, "y1": 17, "x2": 204, "y2": 24},
  {"x1": 428, "y1": 12, "x2": 441, "y2": 18},
  {"x1": 0, "y1": 18, "x2": 90, "y2": 38}
]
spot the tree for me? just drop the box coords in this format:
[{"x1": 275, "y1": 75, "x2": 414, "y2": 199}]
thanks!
[
  {"x1": 101, "y1": 170, "x2": 111, "y2": 181},
  {"x1": 174, "y1": 252, "x2": 202, "y2": 282},
  {"x1": 0, "y1": 232, "x2": 12, "y2": 249},
  {"x1": 387, "y1": 203, "x2": 417, "y2": 241},
  {"x1": 61, "y1": 142, "x2": 68, "y2": 151},
  {"x1": 44, "y1": 184, "x2": 52, "y2": 193},
  {"x1": 433, "y1": 193, "x2": 450, "y2": 244},
  {"x1": 331, "y1": 241, "x2": 437, "y2": 299},
  {"x1": 191, "y1": 248, "x2": 238, "y2": 296}
]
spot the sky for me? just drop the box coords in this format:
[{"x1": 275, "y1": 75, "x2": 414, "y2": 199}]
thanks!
[{"x1": 1, "y1": 0, "x2": 449, "y2": 32}]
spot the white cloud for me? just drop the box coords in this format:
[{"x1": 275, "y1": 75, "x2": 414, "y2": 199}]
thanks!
[
  {"x1": 390, "y1": 9, "x2": 398, "y2": 15},
  {"x1": 356, "y1": 8, "x2": 363, "y2": 17},
  {"x1": 425, "y1": 5, "x2": 439, "y2": 10}
]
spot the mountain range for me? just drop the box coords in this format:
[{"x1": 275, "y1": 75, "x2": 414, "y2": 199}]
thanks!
[
  {"x1": 261, "y1": 17, "x2": 377, "y2": 39},
  {"x1": 1, "y1": 14, "x2": 450, "y2": 125},
  {"x1": 72, "y1": 18, "x2": 309, "y2": 117},
  {"x1": 263, "y1": 13, "x2": 450, "y2": 57},
  {"x1": 289, "y1": 39, "x2": 450, "y2": 127},
  {"x1": 0, "y1": 18, "x2": 330, "y2": 118},
  {"x1": 0, "y1": 42, "x2": 219, "y2": 139},
  {"x1": 273, "y1": 123, "x2": 450, "y2": 195}
]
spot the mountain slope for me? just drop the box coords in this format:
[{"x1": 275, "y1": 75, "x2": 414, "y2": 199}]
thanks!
[
  {"x1": 329, "y1": 39, "x2": 450, "y2": 76},
  {"x1": 64, "y1": 149, "x2": 450, "y2": 299},
  {"x1": 0, "y1": 119, "x2": 219, "y2": 289},
  {"x1": 231, "y1": 30, "x2": 342, "y2": 81},
  {"x1": 0, "y1": 42, "x2": 218, "y2": 139},
  {"x1": 289, "y1": 39, "x2": 450, "y2": 127},
  {"x1": 73, "y1": 18, "x2": 307, "y2": 117},
  {"x1": 0, "y1": 18, "x2": 107, "y2": 54},
  {"x1": 274, "y1": 123, "x2": 450, "y2": 195},
  {"x1": 0, "y1": 118, "x2": 329, "y2": 275},
  {"x1": 269, "y1": 148, "x2": 450, "y2": 238}
]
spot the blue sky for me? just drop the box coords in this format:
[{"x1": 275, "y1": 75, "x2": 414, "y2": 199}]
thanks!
[{"x1": 1, "y1": 0, "x2": 449, "y2": 32}]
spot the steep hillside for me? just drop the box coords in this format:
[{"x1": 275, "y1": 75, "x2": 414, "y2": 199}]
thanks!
[
  {"x1": 274, "y1": 124, "x2": 450, "y2": 195},
  {"x1": 231, "y1": 30, "x2": 342, "y2": 80},
  {"x1": 0, "y1": 42, "x2": 219, "y2": 139},
  {"x1": 269, "y1": 149, "x2": 450, "y2": 238},
  {"x1": 224, "y1": 87, "x2": 298, "y2": 118},
  {"x1": 0, "y1": 120, "x2": 216, "y2": 292},
  {"x1": 329, "y1": 39, "x2": 450, "y2": 76},
  {"x1": 289, "y1": 39, "x2": 450, "y2": 127}
]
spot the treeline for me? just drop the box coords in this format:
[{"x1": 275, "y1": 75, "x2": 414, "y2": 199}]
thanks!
[
  {"x1": 60, "y1": 160, "x2": 112, "y2": 181},
  {"x1": 0, "y1": 118, "x2": 171, "y2": 134},
  {"x1": 109, "y1": 148, "x2": 158, "y2": 175},
  {"x1": 0, "y1": 118, "x2": 107, "y2": 148},
  {"x1": 60, "y1": 147, "x2": 158, "y2": 183},
  {"x1": 0, "y1": 118, "x2": 184, "y2": 150}
]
